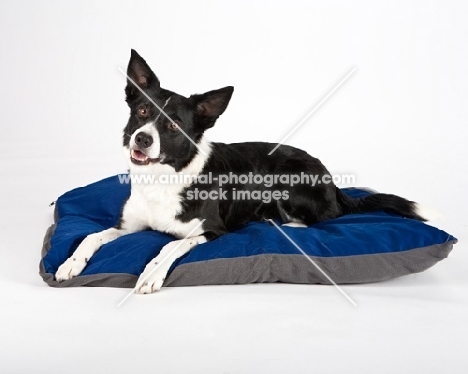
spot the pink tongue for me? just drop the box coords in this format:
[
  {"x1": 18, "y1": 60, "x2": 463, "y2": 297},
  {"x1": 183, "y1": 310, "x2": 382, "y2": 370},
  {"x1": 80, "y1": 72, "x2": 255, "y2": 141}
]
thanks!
[{"x1": 132, "y1": 150, "x2": 148, "y2": 161}]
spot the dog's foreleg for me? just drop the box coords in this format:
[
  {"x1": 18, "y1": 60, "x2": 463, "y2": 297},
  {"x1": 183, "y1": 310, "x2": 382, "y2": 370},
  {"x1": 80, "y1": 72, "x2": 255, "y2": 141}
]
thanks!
[
  {"x1": 55, "y1": 227, "x2": 129, "y2": 282},
  {"x1": 134, "y1": 235, "x2": 207, "y2": 294}
]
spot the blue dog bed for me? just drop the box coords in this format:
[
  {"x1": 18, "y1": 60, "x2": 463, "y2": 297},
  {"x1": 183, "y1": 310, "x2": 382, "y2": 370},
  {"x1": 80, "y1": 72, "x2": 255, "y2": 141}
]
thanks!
[{"x1": 40, "y1": 175, "x2": 457, "y2": 288}]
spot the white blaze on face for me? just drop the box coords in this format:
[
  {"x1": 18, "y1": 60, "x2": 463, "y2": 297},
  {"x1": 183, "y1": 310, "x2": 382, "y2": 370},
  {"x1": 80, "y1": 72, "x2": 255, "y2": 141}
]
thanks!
[
  {"x1": 125, "y1": 96, "x2": 173, "y2": 162},
  {"x1": 129, "y1": 121, "x2": 161, "y2": 159}
]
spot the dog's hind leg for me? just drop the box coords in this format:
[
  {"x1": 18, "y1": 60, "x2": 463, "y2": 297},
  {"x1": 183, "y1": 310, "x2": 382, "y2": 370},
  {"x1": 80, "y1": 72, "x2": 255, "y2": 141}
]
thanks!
[
  {"x1": 282, "y1": 222, "x2": 307, "y2": 228},
  {"x1": 278, "y1": 183, "x2": 340, "y2": 226}
]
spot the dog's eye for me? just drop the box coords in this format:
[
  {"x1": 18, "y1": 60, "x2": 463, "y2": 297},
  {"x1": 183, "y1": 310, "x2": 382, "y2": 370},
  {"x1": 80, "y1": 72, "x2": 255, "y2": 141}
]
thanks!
[
  {"x1": 168, "y1": 121, "x2": 179, "y2": 131},
  {"x1": 137, "y1": 107, "x2": 148, "y2": 118}
]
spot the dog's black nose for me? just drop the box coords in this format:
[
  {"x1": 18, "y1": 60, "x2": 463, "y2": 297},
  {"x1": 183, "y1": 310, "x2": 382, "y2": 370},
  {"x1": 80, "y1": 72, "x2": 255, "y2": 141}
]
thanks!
[{"x1": 135, "y1": 132, "x2": 153, "y2": 148}]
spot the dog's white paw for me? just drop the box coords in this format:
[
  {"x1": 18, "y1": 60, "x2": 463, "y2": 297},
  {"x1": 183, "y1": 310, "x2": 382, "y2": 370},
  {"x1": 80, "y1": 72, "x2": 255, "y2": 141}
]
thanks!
[
  {"x1": 133, "y1": 237, "x2": 204, "y2": 295},
  {"x1": 55, "y1": 256, "x2": 88, "y2": 282},
  {"x1": 134, "y1": 262, "x2": 167, "y2": 294}
]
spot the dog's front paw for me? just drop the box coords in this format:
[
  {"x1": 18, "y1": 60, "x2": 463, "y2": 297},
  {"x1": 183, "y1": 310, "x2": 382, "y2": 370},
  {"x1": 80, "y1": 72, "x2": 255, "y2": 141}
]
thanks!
[
  {"x1": 55, "y1": 256, "x2": 88, "y2": 282},
  {"x1": 134, "y1": 262, "x2": 167, "y2": 294}
]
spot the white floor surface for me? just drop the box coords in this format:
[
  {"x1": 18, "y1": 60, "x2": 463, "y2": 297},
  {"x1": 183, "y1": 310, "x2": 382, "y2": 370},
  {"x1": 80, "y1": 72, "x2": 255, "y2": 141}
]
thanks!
[{"x1": 1, "y1": 1, "x2": 467, "y2": 373}]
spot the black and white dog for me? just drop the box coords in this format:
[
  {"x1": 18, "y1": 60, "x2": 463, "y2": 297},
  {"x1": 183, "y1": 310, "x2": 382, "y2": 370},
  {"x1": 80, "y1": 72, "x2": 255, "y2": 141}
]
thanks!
[{"x1": 56, "y1": 50, "x2": 432, "y2": 293}]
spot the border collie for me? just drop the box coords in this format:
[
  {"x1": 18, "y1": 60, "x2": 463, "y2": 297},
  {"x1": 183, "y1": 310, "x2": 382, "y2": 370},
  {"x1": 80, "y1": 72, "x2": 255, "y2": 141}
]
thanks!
[{"x1": 56, "y1": 50, "x2": 430, "y2": 293}]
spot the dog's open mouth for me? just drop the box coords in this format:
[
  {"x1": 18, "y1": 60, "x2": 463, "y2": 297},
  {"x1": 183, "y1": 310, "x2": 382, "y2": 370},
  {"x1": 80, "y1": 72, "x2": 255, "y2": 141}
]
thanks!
[{"x1": 130, "y1": 149, "x2": 160, "y2": 165}]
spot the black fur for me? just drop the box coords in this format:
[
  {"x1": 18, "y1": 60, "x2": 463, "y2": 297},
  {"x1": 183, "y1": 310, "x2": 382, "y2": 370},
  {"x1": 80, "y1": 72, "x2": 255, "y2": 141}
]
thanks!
[{"x1": 123, "y1": 50, "x2": 425, "y2": 240}]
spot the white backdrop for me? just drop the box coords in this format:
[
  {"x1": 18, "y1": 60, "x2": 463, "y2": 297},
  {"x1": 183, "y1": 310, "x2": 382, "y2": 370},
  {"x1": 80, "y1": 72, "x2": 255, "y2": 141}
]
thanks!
[{"x1": 1, "y1": 1, "x2": 467, "y2": 373}]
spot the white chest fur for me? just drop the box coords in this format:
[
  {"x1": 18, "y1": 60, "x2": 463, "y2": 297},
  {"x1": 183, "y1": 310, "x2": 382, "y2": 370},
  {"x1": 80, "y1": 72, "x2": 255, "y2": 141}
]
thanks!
[
  {"x1": 125, "y1": 182, "x2": 202, "y2": 238},
  {"x1": 121, "y1": 137, "x2": 212, "y2": 239}
]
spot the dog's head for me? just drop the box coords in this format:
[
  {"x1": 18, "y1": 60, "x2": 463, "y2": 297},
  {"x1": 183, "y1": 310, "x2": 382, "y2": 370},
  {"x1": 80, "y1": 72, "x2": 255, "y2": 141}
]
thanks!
[{"x1": 123, "y1": 49, "x2": 233, "y2": 173}]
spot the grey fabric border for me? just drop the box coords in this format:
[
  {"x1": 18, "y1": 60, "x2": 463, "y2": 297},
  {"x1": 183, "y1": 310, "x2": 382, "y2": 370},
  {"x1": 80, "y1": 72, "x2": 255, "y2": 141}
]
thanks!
[
  {"x1": 39, "y1": 193, "x2": 456, "y2": 288},
  {"x1": 39, "y1": 221, "x2": 456, "y2": 288},
  {"x1": 165, "y1": 240, "x2": 455, "y2": 286},
  {"x1": 39, "y1": 223, "x2": 138, "y2": 288}
]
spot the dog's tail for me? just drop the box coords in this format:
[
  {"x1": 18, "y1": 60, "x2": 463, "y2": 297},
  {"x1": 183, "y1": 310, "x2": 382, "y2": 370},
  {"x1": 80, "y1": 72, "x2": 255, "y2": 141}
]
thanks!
[{"x1": 335, "y1": 187, "x2": 440, "y2": 221}]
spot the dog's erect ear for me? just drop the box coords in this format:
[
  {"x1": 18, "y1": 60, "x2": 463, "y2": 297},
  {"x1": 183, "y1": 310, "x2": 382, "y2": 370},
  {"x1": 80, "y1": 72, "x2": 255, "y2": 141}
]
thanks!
[
  {"x1": 125, "y1": 50, "x2": 160, "y2": 100},
  {"x1": 192, "y1": 86, "x2": 234, "y2": 130}
]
